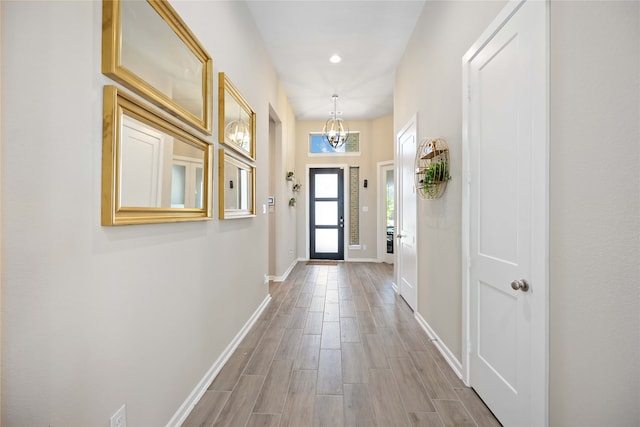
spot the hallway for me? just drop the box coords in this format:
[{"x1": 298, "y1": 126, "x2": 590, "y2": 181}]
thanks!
[{"x1": 182, "y1": 262, "x2": 500, "y2": 427}]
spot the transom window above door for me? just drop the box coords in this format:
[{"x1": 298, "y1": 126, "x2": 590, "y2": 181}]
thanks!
[{"x1": 309, "y1": 132, "x2": 360, "y2": 156}]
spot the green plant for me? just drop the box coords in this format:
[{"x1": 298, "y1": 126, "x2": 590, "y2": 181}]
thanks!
[
  {"x1": 421, "y1": 160, "x2": 450, "y2": 190},
  {"x1": 292, "y1": 183, "x2": 302, "y2": 192},
  {"x1": 289, "y1": 197, "x2": 296, "y2": 206},
  {"x1": 286, "y1": 171, "x2": 295, "y2": 180}
]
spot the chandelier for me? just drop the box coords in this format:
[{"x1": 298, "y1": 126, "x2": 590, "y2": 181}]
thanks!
[
  {"x1": 322, "y1": 94, "x2": 349, "y2": 149},
  {"x1": 224, "y1": 116, "x2": 251, "y2": 149}
]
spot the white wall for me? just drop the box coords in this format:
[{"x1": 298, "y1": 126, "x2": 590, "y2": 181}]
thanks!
[
  {"x1": 395, "y1": 1, "x2": 640, "y2": 425},
  {"x1": 549, "y1": 2, "x2": 640, "y2": 425},
  {"x1": 394, "y1": 0, "x2": 505, "y2": 361},
  {"x1": 273, "y1": 89, "x2": 298, "y2": 278},
  {"x1": 0, "y1": 3, "x2": 3, "y2": 423},
  {"x1": 2, "y1": 1, "x2": 295, "y2": 426},
  {"x1": 295, "y1": 115, "x2": 394, "y2": 261}
]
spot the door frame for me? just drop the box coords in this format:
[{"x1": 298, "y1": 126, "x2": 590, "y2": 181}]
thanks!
[
  {"x1": 0, "y1": 3, "x2": 4, "y2": 420},
  {"x1": 377, "y1": 160, "x2": 394, "y2": 263},
  {"x1": 461, "y1": 0, "x2": 549, "y2": 425},
  {"x1": 267, "y1": 105, "x2": 282, "y2": 280},
  {"x1": 305, "y1": 163, "x2": 349, "y2": 260},
  {"x1": 394, "y1": 115, "x2": 418, "y2": 309}
]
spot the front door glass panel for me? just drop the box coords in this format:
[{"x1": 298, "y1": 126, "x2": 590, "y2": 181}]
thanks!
[
  {"x1": 315, "y1": 201, "x2": 338, "y2": 226},
  {"x1": 315, "y1": 174, "x2": 338, "y2": 198},
  {"x1": 315, "y1": 229, "x2": 339, "y2": 253}
]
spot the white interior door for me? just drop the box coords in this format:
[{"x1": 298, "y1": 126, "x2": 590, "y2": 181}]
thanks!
[
  {"x1": 396, "y1": 118, "x2": 417, "y2": 311},
  {"x1": 464, "y1": 1, "x2": 548, "y2": 426},
  {"x1": 121, "y1": 116, "x2": 163, "y2": 207}
]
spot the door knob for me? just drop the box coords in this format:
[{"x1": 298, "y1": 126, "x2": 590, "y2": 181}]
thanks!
[
  {"x1": 396, "y1": 234, "x2": 404, "y2": 239},
  {"x1": 510, "y1": 279, "x2": 529, "y2": 292}
]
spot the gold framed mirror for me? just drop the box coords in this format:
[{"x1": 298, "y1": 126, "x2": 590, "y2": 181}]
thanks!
[
  {"x1": 102, "y1": 85, "x2": 212, "y2": 225},
  {"x1": 102, "y1": 0, "x2": 213, "y2": 134},
  {"x1": 218, "y1": 149, "x2": 256, "y2": 219},
  {"x1": 218, "y1": 73, "x2": 256, "y2": 161}
]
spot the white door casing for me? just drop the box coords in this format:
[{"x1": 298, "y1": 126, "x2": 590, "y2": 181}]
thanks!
[
  {"x1": 462, "y1": 1, "x2": 548, "y2": 427},
  {"x1": 396, "y1": 116, "x2": 418, "y2": 311},
  {"x1": 378, "y1": 161, "x2": 395, "y2": 264}
]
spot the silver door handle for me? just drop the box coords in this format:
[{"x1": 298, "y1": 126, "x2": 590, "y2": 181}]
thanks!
[
  {"x1": 396, "y1": 234, "x2": 404, "y2": 239},
  {"x1": 510, "y1": 279, "x2": 529, "y2": 292}
]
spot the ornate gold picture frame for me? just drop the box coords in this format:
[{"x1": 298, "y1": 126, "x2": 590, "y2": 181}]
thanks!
[
  {"x1": 218, "y1": 73, "x2": 256, "y2": 161},
  {"x1": 102, "y1": 85, "x2": 212, "y2": 225},
  {"x1": 102, "y1": 0, "x2": 213, "y2": 134},
  {"x1": 218, "y1": 149, "x2": 256, "y2": 219}
]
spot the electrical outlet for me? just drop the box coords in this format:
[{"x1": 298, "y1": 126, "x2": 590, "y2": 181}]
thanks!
[{"x1": 110, "y1": 404, "x2": 126, "y2": 427}]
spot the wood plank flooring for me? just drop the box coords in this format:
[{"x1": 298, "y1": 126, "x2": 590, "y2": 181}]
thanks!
[{"x1": 182, "y1": 262, "x2": 501, "y2": 427}]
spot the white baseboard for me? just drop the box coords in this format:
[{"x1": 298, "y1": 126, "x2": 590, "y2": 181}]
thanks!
[
  {"x1": 166, "y1": 294, "x2": 272, "y2": 427},
  {"x1": 298, "y1": 258, "x2": 381, "y2": 263},
  {"x1": 270, "y1": 258, "x2": 298, "y2": 282},
  {"x1": 414, "y1": 311, "x2": 464, "y2": 381}
]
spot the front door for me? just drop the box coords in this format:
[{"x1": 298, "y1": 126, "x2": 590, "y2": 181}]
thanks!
[
  {"x1": 396, "y1": 118, "x2": 418, "y2": 311},
  {"x1": 464, "y1": 1, "x2": 548, "y2": 426},
  {"x1": 309, "y1": 168, "x2": 344, "y2": 260}
]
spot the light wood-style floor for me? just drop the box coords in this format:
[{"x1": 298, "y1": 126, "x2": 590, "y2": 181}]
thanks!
[{"x1": 183, "y1": 262, "x2": 501, "y2": 427}]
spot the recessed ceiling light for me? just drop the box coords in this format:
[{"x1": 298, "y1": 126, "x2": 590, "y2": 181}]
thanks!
[{"x1": 329, "y1": 54, "x2": 342, "y2": 64}]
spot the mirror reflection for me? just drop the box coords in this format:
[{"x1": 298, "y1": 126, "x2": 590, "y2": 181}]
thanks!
[
  {"x1": 223, "y1": 92, "x2": 252, "y2": 152},
  {"x1": 218, "y1": 73, "x2": 255, "y2": 160},
  {"x1": 121, "y1": 116, "x2": 205, "y2": 209},
  {"x1": 219, "y1": 149, "x2": 255, "y2": 219},
  {"x1": 120, "y1": 1, "x2": 204, "y2": 118}
]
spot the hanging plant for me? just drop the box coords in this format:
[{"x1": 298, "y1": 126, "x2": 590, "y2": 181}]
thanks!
[
  {"x1": 286, "y1": 171, "x2": 295, "y2": 181},
  {"x1": 421, "y1": 159, "x2": 450, "y2": 188},
  {"x1": 289, "y1": 197, "x2": 296, "y2": 206},
  {"x1": 415, "y1": 137, "x2": 451, "y2": 200},
  {"x1": 292, "y1": 183, "x2": 302, "y2": 192}
]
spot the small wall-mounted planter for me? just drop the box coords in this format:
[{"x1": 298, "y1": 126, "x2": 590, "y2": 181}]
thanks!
[
  {"x1": 292, "y1": 183, "x2": 302, "y2": 192},
  {"x1": 286, "y1": 171, "x2": 295, "y2": 181},
  {"x1": 289, "y1": 197, "x2": 296, "y2": 207},
  {"x1": 415, "y1": 137, "x2": 451, "y2": 200}
]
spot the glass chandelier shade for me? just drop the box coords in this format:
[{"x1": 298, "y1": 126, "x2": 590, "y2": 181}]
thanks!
[
  {"x1": 322, "y1": 95, "x2": 349, "y2": 149},
  {"x1": 224, "y1": 118, "x2": 251, "y2": 149}
]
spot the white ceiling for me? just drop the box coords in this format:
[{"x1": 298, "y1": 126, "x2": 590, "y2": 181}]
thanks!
[{"x1": 246, "y1": 1, "x2": 426, "y2": 120}]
